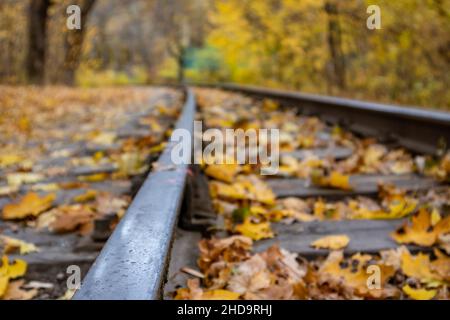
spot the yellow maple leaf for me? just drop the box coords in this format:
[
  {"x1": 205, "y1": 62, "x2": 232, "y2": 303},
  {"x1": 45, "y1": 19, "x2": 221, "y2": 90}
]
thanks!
[
  {"x1": 2, "y1": 192, "x2": 55, "y2": 220},
  {"x1": 402, "y1": 285, "x2": 437, "y2": 300},
  {"x1": 311, "y1": 235, "x2": 350, "y2": 250},
  {"x1": 235, "y1": 218, "x2": 274, "y2": 241},
  {"x1": 400, "y1": 250, "x2": 441, "y2": 284},
  {"x1": 391, "y1": 209, "x2": 436, "y2": 246}
]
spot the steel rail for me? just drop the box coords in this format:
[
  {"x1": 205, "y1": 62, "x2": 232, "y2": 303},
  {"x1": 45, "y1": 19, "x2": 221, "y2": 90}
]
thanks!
[
  {"x1": 73, "y1": 88, "x2": 195, "y2": 300},
  {"x1": 200, "y1": 83, "x2": 450, "y2": 154}
]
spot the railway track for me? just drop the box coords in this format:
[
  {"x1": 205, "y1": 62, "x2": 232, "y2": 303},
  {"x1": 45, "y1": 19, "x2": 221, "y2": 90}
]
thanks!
[{"x1": 70, "y1": 84, "x2": 450, "y2": 300}]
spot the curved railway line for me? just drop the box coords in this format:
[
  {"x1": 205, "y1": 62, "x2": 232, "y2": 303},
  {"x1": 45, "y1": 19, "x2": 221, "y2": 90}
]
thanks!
[{"x1": 71, "y1": 84, "x2": 450, "y2": 300}]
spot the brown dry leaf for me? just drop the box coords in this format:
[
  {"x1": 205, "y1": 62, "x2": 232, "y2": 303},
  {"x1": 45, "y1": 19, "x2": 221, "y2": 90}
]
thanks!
[
  {"x1": 95, "y1": 193, "x2": 130, "y2": 217},
  {"x1": 2, "y1": 192, "x2": 55, "y2": 220},
  {"x1": 44, "y1": 205, "x2": 96, "y2": 234},
  {"x1": 311, "y1": 235, "x2": 350, "y2": 250},
  {"x1": 175, "y1": 278, "x2": 240, "y2": 300},
  {"x1": 227, "y1": 254, "x2": 271, "y2": 295},
  {"x1": 235, "y1": 218, "x2": 274, "y2": 241},
  {"x1": 197, "y1": 236, "x2": 252, "y2": 277},
  {"x1": 2, "y1": 280, "x2": 38, "y2": 300}
]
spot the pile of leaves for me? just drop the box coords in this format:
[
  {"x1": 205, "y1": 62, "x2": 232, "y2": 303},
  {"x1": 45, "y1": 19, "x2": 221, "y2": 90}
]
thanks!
[{"x1": 175, "y1": 236, "x2": 450, "y2": 300}]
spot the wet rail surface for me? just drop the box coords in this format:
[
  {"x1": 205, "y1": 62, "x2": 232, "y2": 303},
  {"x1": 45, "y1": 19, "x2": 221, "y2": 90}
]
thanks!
[{"x1": 73, "y1": 84, "x2": 450, "y2": 300}]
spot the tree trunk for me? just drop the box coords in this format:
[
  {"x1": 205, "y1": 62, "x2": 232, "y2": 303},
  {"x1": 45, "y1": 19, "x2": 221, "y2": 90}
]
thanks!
[
  {"x1": 177, "y1": 50, "x2": 185, "y2": 84},
  {"x1": 325, "y1": 1, "x2": 346, "y2": 91},
  {"x1": 26, "y1": 0, "x2": 50, "y2": 85},
  {"x1": 62, "y1": 0, "x2": 96, "y2": 85}
]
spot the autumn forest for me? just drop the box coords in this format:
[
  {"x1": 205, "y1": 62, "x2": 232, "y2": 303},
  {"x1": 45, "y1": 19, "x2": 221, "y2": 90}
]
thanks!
[{"x1": 0, "y1": 0, "x2": 449, "y2": 108}]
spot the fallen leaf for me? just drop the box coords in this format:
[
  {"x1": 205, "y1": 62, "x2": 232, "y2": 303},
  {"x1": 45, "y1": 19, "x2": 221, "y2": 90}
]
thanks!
[
  {"x1": 0, "y1": 154, "x2": 23, "y2": 168},
  {"x1": 430, "y1": 249, "x2": 450, "y2": 281},
  {"x1": 235, "y1": 219, "x2": 274, "y2": 241},
  {"x1": 311, "y1": 235, "x2": 350, "y2": 250},
  {"x1": 0, "y1": 236, "x2": 39, "y2": 255},
  {"x1": 318, "y1": 251, "x2": 397, "y2": 298},
  {"x1": 2, "y1": 192, "x2": 55, "y2": 220},
  {"x1": 400, "y1": 250, "x2": 441, "y2": 284},
  {"x1": 58, "y1": 289, "x2": 76, "y2": 300},
  {"x1": 402, "y1": 285, "x2": 437, "y2": 300},
  {"x1": 391, "y1": 209, "x2": 436, "y2": 246},
  {"x1": 2, "y1": 280, "x2": 38, "y2": 300},
  {"x1": 205, "y1": 164, "x2": 240, "y2": 183},
  {"x1": 47, "y1": 205, "x2": 95, "y2": 234},
  {"x1": 73, "y1": 189, "x2": 97, "y2": 203},
  {"x1": 327, "y1": 172, "x2": 351, "y2": 190},
  {"x1": 7, "y1": 173, "x2": 44, "y2": 187},
  {"x1": 78, "y1": 173, "x2": 108, "y2": 182},
  {"x1": 90, "y1": 131, "x2": 116, "y2": 145},
  {"x1": 202, "y1": 289, "x2": 240, "y2": 300},
  {"x1": 0, "y1": 256, "x2": 27, "y2": 298}
]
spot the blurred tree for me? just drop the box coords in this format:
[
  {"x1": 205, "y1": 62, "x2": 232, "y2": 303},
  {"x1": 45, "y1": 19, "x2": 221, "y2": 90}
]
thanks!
[
  {"x1": 61, "y1": 0, "x2": 96, "y2": 84},
  {"x1": 159, "y1": 0, "x2": 209, "y2": 82},
  {"x1": 324, "y1": 0, "x2": 346, "y2": 91},
  {"x1": 26, "y1": 0, "x2": 51, "y2": 84}
]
